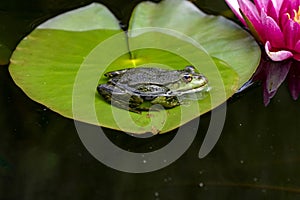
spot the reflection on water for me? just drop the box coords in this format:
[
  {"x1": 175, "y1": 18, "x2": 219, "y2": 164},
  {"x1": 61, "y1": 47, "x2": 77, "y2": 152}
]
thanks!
[
  {"x1": 1, "y1": 0, "x2": 300, "y2": 199},
  {"x1": 250, "y1": 52, "x2": 299, "y2": 106}
]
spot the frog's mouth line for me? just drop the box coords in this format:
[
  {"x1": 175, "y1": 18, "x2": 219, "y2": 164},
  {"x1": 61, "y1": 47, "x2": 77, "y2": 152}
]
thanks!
[{"x1": 167, "y1": 84, "x2": 211, "y2": 96}]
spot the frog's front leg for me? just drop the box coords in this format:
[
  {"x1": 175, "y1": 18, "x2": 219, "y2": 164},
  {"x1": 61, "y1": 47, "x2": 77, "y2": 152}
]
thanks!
[
  {"x1": 97, "y1": 84, "x2": 144, "y2": 113},
  {"x1": 151, "y1": 96, "x2": 180, "y2": 109}
]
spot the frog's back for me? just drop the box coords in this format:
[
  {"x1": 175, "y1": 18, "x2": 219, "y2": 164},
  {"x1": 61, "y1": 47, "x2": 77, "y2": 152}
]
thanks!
[{"x1": 117, "y1": 67, "x2": 181, "y2": 86}]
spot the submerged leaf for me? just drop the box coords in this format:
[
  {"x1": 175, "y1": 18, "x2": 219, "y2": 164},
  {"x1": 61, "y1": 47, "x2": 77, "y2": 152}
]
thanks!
[{"x1": 9, "y1": 1, "x2": 260, "y2": 134}]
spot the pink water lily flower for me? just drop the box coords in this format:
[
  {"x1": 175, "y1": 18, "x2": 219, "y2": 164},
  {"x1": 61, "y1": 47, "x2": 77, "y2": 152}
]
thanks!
[{"x1": 225, "y1": 0, "x2": 300, "y2": 61}]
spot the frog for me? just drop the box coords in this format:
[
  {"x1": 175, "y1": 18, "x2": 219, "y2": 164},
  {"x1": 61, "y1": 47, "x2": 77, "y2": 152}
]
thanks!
[{"x1": 97, "y1": 66, "x2": 209, "y2": 113}]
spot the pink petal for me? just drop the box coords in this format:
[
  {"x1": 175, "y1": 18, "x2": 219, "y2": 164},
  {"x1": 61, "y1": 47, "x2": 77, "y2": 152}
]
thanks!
[
  {"x1": 261, "y1": 10, "x2": 285, "y2": 48},
  {"x1": 288, "y1": 0, "x2": 300, "y2": 10},
  {"x1": 295, "y1": 40, "x2": 300, "y2": 53},
  {"x1": 254, "y1": 0, "x2": 269, "y2": 12},
  {"x1": 255, "y1": 0, "x2": 284, "y2": 17},
  {"x1": 293, "y1": 42, "x2": 300, "y2": 60},
  {"x1": 279, "y1": 0, "x2": 289, "y2": 19},
  {"x1": 266, "y1": 0, "x2": 279, "y2": 22},
  {"x1": 225, "y1": 0, "x2": 246, "y2": 25},
  {"x1": 263, "y1": 59, "x2": 291, "y2": 105},
  {"x1": 288, "y1": 61, "x2": 300, "y2": 100},
  {"x1": 251, "y1": 60, "x2": 266, "y2": 82},
  {"x1": 279, "y1": 0, "x2": 300, "y2": 22},
  {"x1": 280, "y1": 12, "x2": 290, "y2": 29},
  {"x1": 265, "y1": 41, "x2": 293, "y2": 61},
  {"x1": 263, "y1": 85, "x2": 273, "y2": 105},
  {"x1": 293, "y1": 54, "x2": 300, "y2": 61},
  {"x1": 238, "y1": 0, "x2": 260, "y2": 22},
  {"x1": 238, "y1": 0, "x2": 264, "y2": 40},
  {"x1": 283, "y1": 20, "x2": 300, "y2": 50},
  {"x1": 270, "y1": 0, "x2": 284, "y2": 12}
]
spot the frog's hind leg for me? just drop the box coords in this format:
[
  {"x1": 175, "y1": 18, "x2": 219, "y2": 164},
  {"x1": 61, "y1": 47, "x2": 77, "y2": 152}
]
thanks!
[
  {"x1": 97, "y1": 84, "x2": 114, "y2": 102},
  {"x1": 151, "y1": 96, "x2": 180, "y2": 109},
  {"x1": 112, "y1": 96, "x2": 144, "y2": 114},
  {"x1": 97, "y1": 84, "x2": 143, "y2": 113}
]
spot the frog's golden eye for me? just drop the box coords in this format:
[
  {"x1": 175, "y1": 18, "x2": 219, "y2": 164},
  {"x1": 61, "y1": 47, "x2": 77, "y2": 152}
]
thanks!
[{"x1": 182, "y1": 74, "x2": 193, "y2": 83}]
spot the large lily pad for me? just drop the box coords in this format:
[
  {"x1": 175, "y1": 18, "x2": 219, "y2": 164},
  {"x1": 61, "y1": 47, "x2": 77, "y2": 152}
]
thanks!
[{"x1": 9, "y1": 1, "x2": 260, "y2": 134}]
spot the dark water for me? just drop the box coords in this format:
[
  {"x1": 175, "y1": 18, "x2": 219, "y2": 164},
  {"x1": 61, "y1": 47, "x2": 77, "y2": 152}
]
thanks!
[{"x1": 1, "y1": 0, "x2": 300, "y2": 199}]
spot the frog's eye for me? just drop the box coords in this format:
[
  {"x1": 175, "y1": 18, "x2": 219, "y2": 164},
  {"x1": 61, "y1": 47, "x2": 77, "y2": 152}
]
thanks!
[
  {"x1": 182, "y1": 74, "x2": 193, "y2": 83},
  {"x1": 184, "y1": 65, "x2": 195, "y2": 73}
]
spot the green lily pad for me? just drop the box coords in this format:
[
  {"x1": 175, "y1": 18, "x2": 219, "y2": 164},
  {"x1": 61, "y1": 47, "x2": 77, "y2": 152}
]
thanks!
[{"x1": 9, "y1": 1, "x2": 260, "y2": 134}]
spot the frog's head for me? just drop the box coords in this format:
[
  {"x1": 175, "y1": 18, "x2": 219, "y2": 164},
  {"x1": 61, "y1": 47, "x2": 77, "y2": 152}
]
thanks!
[{"x1": 167, "y1": 66, "x2": 208, "y2": 93}]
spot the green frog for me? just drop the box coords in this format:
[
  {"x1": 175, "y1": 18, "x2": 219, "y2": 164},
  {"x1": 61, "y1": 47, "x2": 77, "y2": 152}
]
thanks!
[{"x1": 97, "y1": 66, "x2": 209, "y2": 113}]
